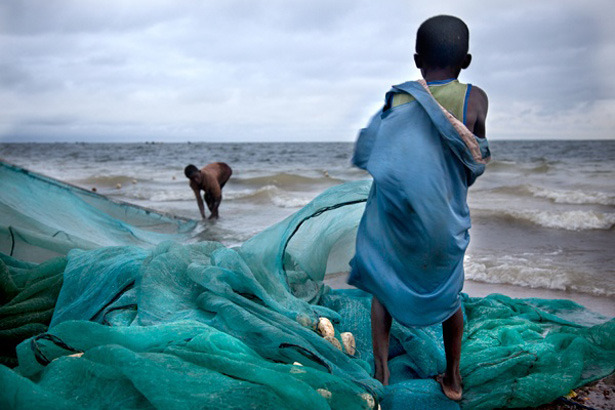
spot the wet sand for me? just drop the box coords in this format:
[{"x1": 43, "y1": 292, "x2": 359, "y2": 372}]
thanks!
[{"x1": 536, "y1": 374, "x2": 615, "y2": 410}]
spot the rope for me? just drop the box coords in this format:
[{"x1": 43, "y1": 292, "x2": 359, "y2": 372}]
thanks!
[
  {"x1": 30, "y1": 333, "x2": 82, "y2": 366},
  {"x1": 8, "y1": 226, "x2": 15, "y2": 256}
]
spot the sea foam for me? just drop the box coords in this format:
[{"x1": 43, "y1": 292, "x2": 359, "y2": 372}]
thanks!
[
  {"x1": 464, "y1": 254, "x2": 614, "y2": 297},
  {"x1": 464, "y1": 254, "x2": 570, "y2": 292},
  {"x1": 504, "y1": 209, "x2": 615, "y2": 231},
  {"x1": 528, "y1": 185, "x2": 615, "y2": 205}
]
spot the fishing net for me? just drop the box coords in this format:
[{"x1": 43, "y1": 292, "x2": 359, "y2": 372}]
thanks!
[
  {"x1": 0, "y1": 253, "x2": 66, "y2": 367},
  {"x1": 0, "y1": 171, "x2": 614, "y2": 409},
  {"x1": 0, "y1": 161, "x2": 197, "y2": 263}
]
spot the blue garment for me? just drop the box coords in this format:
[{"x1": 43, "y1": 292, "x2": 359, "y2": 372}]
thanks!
[{"x1": 348, "y1": 81, "x2": 490, "y2": 327}]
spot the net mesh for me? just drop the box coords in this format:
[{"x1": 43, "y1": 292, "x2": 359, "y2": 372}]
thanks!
[
  {"x1": 0, "y1": 161, "x2": 197, "y2": 263},
  {"x1": 0, "y1": 167, "x2": 613, "y2": 409}
]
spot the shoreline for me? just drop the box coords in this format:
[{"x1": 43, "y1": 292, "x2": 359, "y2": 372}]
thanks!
[{"x1": 323, "y1": 272, "x2": 615, "y2": 318}]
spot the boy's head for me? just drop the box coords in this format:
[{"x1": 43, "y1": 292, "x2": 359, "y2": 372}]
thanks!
[{"x1": 415, "y1": 15, "x2": 470, "y2": 72}]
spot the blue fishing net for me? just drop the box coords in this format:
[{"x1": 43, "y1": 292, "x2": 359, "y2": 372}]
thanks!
[{"x1": 0, "y1": 165, "x2": 614, "y2": 409}]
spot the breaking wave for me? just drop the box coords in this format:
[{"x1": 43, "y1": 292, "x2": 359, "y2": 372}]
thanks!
[
  {"x1": 224, "y1": 185, "x2": 313, "y2": 208},
  {"x1": 527, "y1": 185, "x2": 615, "y2": 205},
  {"x1": 133, "y1": 185, "x2": 314, "y2": 208},
  {"x1": 486, "y1": 184, "x2": 615, "y2": 206},
  {"x1": 234, "y1": 172, "x2": 343, "y2": 188},
  {"x1": 498, "y1": 209, "x2": 615, "y2": 231},
  {"x1": 75, "y1": 175, "x2": 138, "y2": 188},
  {"x1": 464, "y1": 254, "x2": 614, "y2": 297}
]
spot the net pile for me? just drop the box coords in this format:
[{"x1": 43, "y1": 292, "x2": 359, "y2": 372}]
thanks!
[{"x1": 0, "y1": 171, "x2": 613, "y2": 409}]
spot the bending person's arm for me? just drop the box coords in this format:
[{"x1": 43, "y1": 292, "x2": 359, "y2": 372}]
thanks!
[
  {"x1": 191, "y1": 183, "x2": 206, "y2": 219},
  {"x1": 206, "y1": 184, "x2": 222, "y2": 219}
]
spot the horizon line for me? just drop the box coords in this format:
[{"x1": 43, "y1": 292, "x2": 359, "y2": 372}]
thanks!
[{"x1": 2, "y1": 138, "x2": 615, "y2": 144}]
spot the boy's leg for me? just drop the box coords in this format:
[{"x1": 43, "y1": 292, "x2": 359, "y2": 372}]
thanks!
[
  {"x1": 440, "y1": 307, "x2": 463, "y2": 400},
  {"x1": 371, "y1": 296, "x2": 392, "y2": 385}
]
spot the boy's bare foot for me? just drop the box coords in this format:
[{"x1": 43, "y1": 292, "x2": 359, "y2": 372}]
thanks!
[
  {"x1": 436, "y1": 373, "x2": 462, "y2": 401},
  {"x1": 374, "y1": 361, "x2": 390, "y2": 386}
]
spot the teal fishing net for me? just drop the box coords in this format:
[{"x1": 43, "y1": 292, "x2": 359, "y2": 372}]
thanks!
[
  {"x1": 0, "y1": 166, "x2": 614, "y2": 409},
  {"x1": 0, "y1": 253, "x2": 66, "y2": 367},
  {"x1": 0, "y1": 161, "x2": 197, "y2": 263}
]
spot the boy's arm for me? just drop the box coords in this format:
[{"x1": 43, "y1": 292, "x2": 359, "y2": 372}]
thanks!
[{"x1": 465, "y1": 86, "x2": 489, "y2": 138}]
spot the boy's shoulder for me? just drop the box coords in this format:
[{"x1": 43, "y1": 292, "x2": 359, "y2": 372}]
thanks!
[
  {"x1": 468, "y1": 84, "x2": 488, "y2": 105},
  {"x1": 466, "y1": 84, "x2": 488, "y2": 138}
]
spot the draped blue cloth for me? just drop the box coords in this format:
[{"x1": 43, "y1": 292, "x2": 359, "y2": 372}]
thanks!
[{"x1": 348, "y1": 81, "x2": 490, "y2": 327}]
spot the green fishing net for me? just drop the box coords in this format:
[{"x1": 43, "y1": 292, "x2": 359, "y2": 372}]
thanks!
[{"x1": 1, "y1": 163, "x2": 614, "y2": 409}]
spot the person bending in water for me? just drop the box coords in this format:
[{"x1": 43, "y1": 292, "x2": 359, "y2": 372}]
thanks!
[
  {"x1": 348, "y1": 15, "x2": 489, "y2": 401},
  {"x1": 184, "y1": 162, "x2": 232, "y2": 219}
]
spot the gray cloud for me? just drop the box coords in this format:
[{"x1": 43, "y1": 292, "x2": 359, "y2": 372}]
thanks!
[
  {"x1": 0, "y1": 0, "x2": 613, "y2": 142},
  {"x1": 474, "y1": 4, "x2": 603, "y2": 104}
]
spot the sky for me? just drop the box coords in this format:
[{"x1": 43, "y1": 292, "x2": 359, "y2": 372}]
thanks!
[{"x1": 0, "y1": 0, "x2": 613, "y2": 143}]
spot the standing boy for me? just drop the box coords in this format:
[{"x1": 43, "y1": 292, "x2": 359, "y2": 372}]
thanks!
[
  {"x1": 184, "y1": 162, "x2": 232, "y2": 219},
  {"x1": 348, "y1": 15, "x2": 490, "y2": 401}
]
